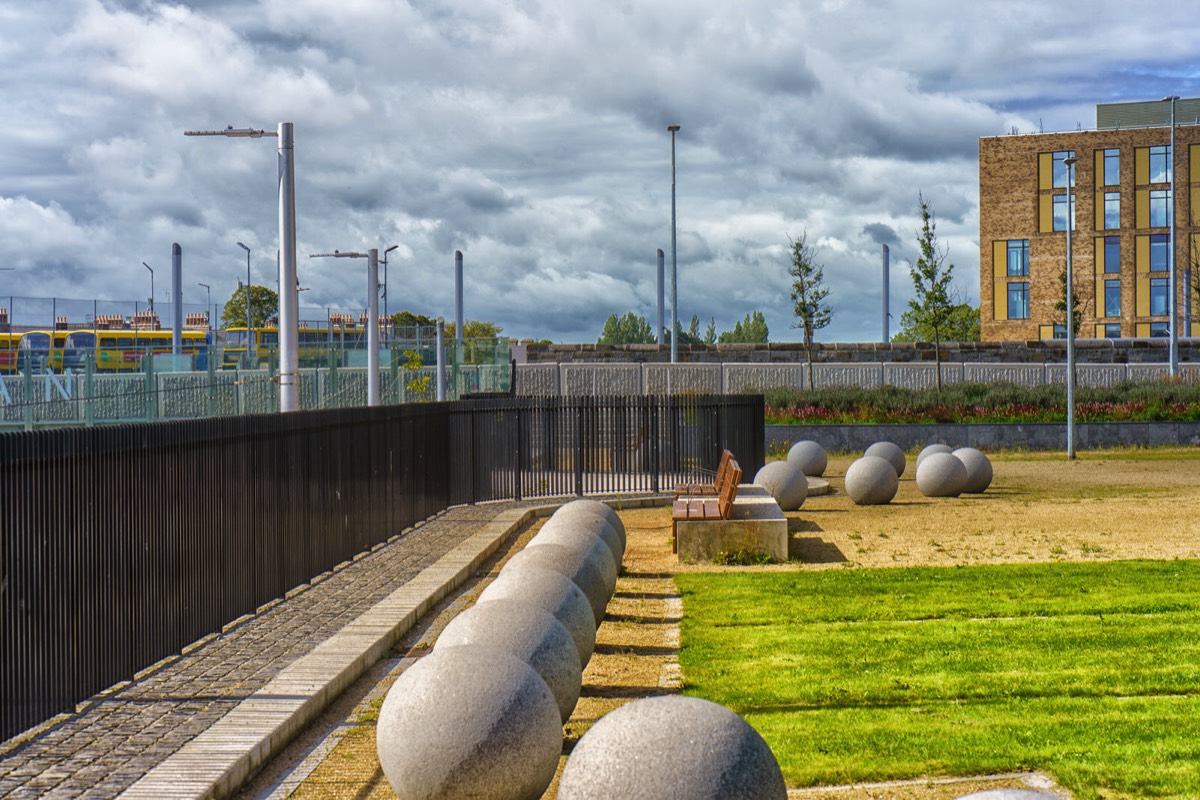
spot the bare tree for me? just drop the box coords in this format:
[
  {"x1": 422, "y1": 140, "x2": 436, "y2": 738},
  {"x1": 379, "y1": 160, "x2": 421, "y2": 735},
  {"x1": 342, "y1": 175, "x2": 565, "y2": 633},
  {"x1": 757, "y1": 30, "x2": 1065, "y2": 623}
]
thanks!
[
  {"x1": 788, "y1": 231, "x2": 832, "y2": 389},
  {"x1": 906, "y1": 194, "x2": 956, "y2": 392}
]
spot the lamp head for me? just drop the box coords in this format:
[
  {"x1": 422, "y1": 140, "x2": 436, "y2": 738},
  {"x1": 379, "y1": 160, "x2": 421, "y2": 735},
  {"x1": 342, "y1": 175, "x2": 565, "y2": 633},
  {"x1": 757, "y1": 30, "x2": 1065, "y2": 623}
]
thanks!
[{"x1": 667, "y1": 124, "x2": 681, "y2": 132}]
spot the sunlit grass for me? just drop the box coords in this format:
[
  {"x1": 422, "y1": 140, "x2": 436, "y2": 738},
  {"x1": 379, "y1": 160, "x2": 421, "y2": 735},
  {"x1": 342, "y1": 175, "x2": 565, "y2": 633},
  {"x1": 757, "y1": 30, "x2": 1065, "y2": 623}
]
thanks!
[{"x1": 676, "y1": 561, "x2": 1200, "y2": 799}]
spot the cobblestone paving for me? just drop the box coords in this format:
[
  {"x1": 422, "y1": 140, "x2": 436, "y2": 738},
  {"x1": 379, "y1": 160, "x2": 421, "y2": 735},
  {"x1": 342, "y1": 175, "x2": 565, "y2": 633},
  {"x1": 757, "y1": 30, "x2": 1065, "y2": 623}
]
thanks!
[{"x1": 0, "y1": 502, "x2": 536, "y2": 800}]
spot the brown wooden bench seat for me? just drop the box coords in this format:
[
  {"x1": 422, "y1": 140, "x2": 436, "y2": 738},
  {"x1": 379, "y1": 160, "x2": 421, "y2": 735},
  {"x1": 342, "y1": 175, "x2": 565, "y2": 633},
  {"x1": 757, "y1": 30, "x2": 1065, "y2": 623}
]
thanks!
[
  {"x1": 671, "y1": 458, "x2": 742, "y2": 552},
  {"x1": 673, "y1": 450, "x2": 733, "y2": 497}
]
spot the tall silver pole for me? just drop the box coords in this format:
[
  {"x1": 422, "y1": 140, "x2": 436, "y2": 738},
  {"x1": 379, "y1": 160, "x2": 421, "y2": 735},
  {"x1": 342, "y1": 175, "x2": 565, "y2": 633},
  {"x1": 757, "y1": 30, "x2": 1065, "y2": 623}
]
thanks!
[
  {"x1": 656, "y1": 248, "x2": 665, "y2": 345},
  {"x1": 454, "y1": 249, "x2": 464, "y2": 392},
  {"x1": 881, "y1": 244, "x2": 890, "y2": 344},
  {"x1": 278, "y1": 122, "x2": 299, "y2": 412},
  {"x1": 1063, "y1": 156, "x2": 1077, "y2": 460},
  {"x1": 367, "y1": 248, "x2": 380, "y2": 406},
  {"x1": 1167, "y1": 96, "x2": 1179, "y2": 376},
  {"x1": 668, "y1": 125, "x2": 680, "y2": 363},
  {"x1": 436, "y1": 316, "x2": 446, "y2": 401},
  {"x1": 238, "y1": 242, "x2": 251, "y2": 363},
  {"x1": 171, "y1": 243, "x2": 182, "y2": 355}
]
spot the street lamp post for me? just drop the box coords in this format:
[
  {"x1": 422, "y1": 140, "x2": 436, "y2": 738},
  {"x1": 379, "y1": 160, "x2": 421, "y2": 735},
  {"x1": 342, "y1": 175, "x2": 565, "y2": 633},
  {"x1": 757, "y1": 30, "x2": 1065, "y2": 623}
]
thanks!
[
  {"x1": 667, "y1": 124, "x2": 680, "y2": 364},
  {"x1": 237, "y1": 242, "x2": 252, "y2": 358},
  {"x1": 142, "y1": 262, "x2": 154, "y2": 314},
  {"x1": 310, "y1": 248, "x2": 381, "y2": 406},
  {"x1": 1164, "y1": 95, "x2": 1180, "y2": 376},
  {"x1": 198, "y1": 282, "x2": 211, "y2": 329},
  {"x1": 1062, "y1": 155, "x2": 1077, "y2": 460},
  {"x1": 186, "y1": 123, "x2": 299, "y2": 412},
  {"x1": 381, "y1": 244, "x2": 399, "y2": 340}
]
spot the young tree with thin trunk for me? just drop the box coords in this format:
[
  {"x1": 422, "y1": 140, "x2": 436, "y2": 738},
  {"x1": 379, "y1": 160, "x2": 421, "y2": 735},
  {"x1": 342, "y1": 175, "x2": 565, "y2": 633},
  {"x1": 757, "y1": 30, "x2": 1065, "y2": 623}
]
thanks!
[
  {"x1": 906, "y1": 194, "x2": 956, "y2": 392},
  {"x1": 788, "y1": 231, "x2": 832, "y2": 389}
]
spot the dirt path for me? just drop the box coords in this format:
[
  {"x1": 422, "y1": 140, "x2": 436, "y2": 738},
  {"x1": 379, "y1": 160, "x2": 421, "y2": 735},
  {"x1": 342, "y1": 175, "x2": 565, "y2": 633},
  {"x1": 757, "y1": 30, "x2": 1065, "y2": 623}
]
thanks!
[{"x1": 250, "y1": 448, "x2": 1200, "y2": 800}]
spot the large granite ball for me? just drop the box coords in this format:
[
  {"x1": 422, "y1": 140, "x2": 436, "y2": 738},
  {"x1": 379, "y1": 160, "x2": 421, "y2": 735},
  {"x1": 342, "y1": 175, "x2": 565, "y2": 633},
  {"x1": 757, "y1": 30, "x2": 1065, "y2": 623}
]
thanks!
[
  {"x1": 916, "y1": 443, "x2": 953, "y2": 470},
  {"x1": 478, "y1": 562, "x2": 597, "y2": 667},
  {"x1": 953, "y1": 447, "x2": 994, "y2": 493},
  {"x1": 377, "y1": 643, "x2": 561, "y2": 800},
  {"x1": 844, "y1": 455, "x2": 899, "y2": 505},
  {"x1": 526, "y1": 527, "x2": 618, "y2": 600},
  {"x1": 557, "y1": 695, "x2": 787, "y2": 800},
  {"x1": 864, "y1": 441, "x2": 906, "y2": 477},
  {"x1": 916, "y1": 451, "x2": 968, "y2": 497},
  {"x1": 786, "y1": 440, "x2": 828, "y2": 477},
  {"x1": 503, "y1": 542, "x2": 612, "y2": 626},
  {"x1": 753, "y1": 460, "x2": 808, "y2": 511},
  {"x1": 536, "y1": 515, "x2": 624, "y2": 574},
  {"x1": 557, "y1": 499, "x2": 626, "y2": 553},
  {"x1": 437, "y1": 598, "x2": 582, "y2": 723}
]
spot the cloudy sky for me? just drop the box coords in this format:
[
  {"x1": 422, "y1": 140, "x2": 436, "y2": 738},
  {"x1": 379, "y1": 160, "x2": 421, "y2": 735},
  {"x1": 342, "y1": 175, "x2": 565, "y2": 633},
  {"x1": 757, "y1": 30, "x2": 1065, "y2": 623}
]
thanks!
[{"x1": 1, "y1": 0, "x2": 1196, "y2": 343}]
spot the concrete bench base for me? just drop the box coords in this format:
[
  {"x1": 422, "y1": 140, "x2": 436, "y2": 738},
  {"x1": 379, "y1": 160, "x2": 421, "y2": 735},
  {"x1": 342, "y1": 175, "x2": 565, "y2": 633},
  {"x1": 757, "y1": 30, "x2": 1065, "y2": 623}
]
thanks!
[{"x1": 675, "y1": 485, "x2": 787, "y2": 564}]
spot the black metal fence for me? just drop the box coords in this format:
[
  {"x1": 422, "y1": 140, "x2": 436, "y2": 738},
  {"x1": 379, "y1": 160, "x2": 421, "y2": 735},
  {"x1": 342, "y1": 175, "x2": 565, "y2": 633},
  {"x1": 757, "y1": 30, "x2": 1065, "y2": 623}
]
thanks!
[{"x1": 0, "y1": 394, "x2": 763, "y2": 744}]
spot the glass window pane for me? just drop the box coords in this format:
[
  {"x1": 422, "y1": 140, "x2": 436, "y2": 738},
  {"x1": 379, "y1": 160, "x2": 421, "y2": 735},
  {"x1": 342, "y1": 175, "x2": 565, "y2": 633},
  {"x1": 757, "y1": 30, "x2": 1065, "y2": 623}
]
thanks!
[
  {"x1": 1104, "y1": 237, "x2": 1120, "y2": 273},
  {"x1": 1149, "y1": 190, "x2": 1170, "y2": 227},
  {"x1": 1150, "y1": 321, "x2": 1169, "y2": 337},
  {"x1": 1104, "y1": 323, "x2": 1121, "y2": 338},
  {"x1": 1150, "y1": 278, "x2": 1168, "y2": 315},
  {"x1": 1104, "y1": 280, "x2": 1121, "y2": 317},
  {"x1": 1052, "y1": 151, "x2": 1076, "y2": 188},
  {"x1": 1150, "y1": 234, "x2": 1169, "y2": 271},
  {"x1": 1053, "y1": 195, "x2": 1074, "y2": 231},
  {"x1": 1007, "y1": 240, "x2": 1028, "y2": 276},
  {"x1": 1007, "y1": 282, "x2": 1029, "y2": 320},
  {"x1": 1149, "y1": 145, "x2": 1171, "y2": 184},
  {"x1": 1104, "y1": 192, "x2": 1120, "y2": 229},
  {"x1": 1104, "y1": 149, "x2": 1119, "y2": 186}
]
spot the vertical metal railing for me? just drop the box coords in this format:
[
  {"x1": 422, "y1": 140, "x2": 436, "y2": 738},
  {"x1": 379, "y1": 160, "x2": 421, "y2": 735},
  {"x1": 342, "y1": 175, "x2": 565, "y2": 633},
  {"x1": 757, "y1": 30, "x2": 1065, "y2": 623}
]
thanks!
[{"x1": 0, "y1": 395, "x2": 762, "y2": 743}]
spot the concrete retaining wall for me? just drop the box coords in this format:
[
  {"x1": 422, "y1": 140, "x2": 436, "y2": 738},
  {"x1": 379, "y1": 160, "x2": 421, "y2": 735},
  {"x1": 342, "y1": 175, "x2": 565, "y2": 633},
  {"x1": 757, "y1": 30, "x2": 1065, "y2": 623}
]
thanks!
[{"x1": 765, "y1": 422, "x2": 1200, "y2": 454}]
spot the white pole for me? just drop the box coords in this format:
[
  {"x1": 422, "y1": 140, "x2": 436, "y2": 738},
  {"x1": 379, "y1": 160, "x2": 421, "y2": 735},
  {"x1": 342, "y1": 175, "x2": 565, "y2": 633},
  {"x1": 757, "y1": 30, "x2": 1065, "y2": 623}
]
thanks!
[
  {"x1": 1063, "y1": 156, "x2": 1077, "y2": 460},
  {"x1": 1167, "y1": 96, "x2": 1179, "y2": 376},
  {"x1": 278, "y1": 122, "x2": 300, "y2": 412},
  {"x1": 367, "y1": 247, "x2": 380, "y2": 406},
  {"x1": 668, "y1": 125, "x2": 680, "y2": 364}
]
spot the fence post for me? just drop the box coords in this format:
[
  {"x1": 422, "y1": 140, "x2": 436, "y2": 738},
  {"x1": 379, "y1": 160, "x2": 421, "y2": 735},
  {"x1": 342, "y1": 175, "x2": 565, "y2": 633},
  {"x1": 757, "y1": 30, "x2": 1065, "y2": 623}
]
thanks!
[
  {"x1": 574, "y1": 400, "x2": 584, "y2": 496},
  {"x1": 514, "y1": 402, "x2": 523, "y2": 501}
]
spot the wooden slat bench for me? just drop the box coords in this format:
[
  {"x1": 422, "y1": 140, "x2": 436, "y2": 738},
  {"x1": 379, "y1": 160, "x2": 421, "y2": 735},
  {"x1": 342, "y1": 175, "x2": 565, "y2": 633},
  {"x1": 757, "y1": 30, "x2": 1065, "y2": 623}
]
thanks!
[
  {"x1": 673, "y1": 450, "x2": 733, "y2": 498},
  {"x1": 671, "y1": 457, "x2": 742, "y2": 553}
]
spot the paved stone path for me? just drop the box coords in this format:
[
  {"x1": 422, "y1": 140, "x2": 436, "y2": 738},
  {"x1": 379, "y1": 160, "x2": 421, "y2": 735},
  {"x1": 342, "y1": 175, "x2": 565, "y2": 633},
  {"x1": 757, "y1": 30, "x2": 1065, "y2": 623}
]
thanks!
[{"x1": 0, "y1": 500, "x2": 564, "y2": 800}]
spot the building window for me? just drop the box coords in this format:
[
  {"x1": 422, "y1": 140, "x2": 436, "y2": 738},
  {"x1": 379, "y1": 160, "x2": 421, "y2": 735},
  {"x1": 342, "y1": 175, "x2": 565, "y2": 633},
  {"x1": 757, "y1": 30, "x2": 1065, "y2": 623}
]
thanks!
[
  {"x1": 1149, "y1": 189, "x2": 1171, "y2": 227},
  {"x1": 1007, "y1": 282, "x2": 1030, "y2": 320},
  {"x1": 1103, "y1": 148, "x2": 1120, "y2": 186},
  {"x1": 1104, "y1": 236, "x2": 1120, "y2": 273},
  {"x1": 1149, "y1": 321, "x2": 1169, "y2": 337},
  {"x1": 1053, "y1": 194, "x2": 1075, "y2": 231},
  {"x1": 1104, "y1": 323, "x2": 1121, "y2": 338},
  {"x1": 1149, "y1": 145, "x2": 1171, "y2": 183},
  {"x1": 1104, "y1": 279, "x2": 1121, "y2": 317},
  {"x1": 1006, "y1": 240, "x2": 1029, "y2": 276},
  {"x1": 1150, "y1": 277, "x2": 1168, "y2": 316},
  {"x1": 1103, "y1": 192, "x2": 1120, "y2": 229},
  {"x1": 1052, "y1": 324, "x2": 1067, "y2": 339},
  {"x1": 1052, "y1": 151, "x2": 1076, "y2": 188},
  {"x1": 1150, "y1": 233, "x2": 1170, "y2": 271}
]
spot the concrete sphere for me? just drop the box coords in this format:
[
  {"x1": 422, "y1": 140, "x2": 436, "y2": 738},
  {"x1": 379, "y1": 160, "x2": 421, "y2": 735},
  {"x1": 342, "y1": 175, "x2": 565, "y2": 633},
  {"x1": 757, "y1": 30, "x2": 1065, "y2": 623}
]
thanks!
[
  {"x1": 844, "y1": 456, "x2": 899, "y2": 505},
  {"x1": 786, "y1": 440, "x2": 828, "y2": 477},
  {"x1": 864, "y1": 441, "x2": 907, "y2": 477},
  {"x1": 557, "y1": 695, "x2": 787, "y2": 800},
  {"x1": 503, "y1": 542, "x2": 612, "y2": 626},
  {"x1": 557, "y1": 499, "x2": 626, "y2": 553},
  {"x1": 537, "y1": 513, "x2": 624, "y2": 570},
  {"x1": 916, "y1": 443, "x2": 953, "y2": 470},
  {"x1": 954, "y1": 792, "x2": 1061, "y2": 800},
  {"x1": 377, "y1": 643, "x2": 561, "y2": 800},
  {"x1": 916, "y1": 451, "x2": 968, "y2": 498},
  {"x1": 526, "y1": 527, "x2": 618, "y2": 600},
  {"x1": 753, "y1": 460, "x2": 809, "y2": 511},
  {"x1": 953, "y1": 447, "x2": 994, "y2": 493},
  {"x1": 437, "y1": 598, "x2": 582, "y2": 723},
  {"x1": 479, "y1": 562, "x2": 597, "y2": 667}
]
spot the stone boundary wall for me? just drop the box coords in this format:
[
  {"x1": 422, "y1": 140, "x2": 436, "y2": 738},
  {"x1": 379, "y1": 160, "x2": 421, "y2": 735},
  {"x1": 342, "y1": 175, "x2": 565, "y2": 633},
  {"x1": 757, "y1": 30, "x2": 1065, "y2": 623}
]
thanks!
[
  {"x1": 765, "y1": 422, "x2": 1200, "y2": 454},
  {"x1": 516, "y1": 339, "x2": 1200, "y2": 365},
  {"x1": 515, "y1": 361, "x2": 1200, "y2": 397}
]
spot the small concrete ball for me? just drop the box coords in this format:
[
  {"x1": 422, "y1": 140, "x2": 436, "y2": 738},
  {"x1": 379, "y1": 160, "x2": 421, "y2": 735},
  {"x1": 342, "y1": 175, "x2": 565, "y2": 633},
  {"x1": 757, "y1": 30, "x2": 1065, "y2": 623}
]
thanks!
[
  {"x1": 377, "y1": 643, "x2": 561, "y2": 800},
  {"x1": 538, "y1": 512, "x2": 625, "y2": 569},
  {"x1": 954, "y1": 791, "x2": 1062, "y2": 800},
  {"x1": 952, "y1": 447, "x2": 994, "y2": 493},
  {"x1": 503, "y1": 543, "x2": 612, "y2": 627},
  {"x1": 844, "y1": 456, "x2": 899, "y2": 505},
  {"x1": 527, "y1": 527, "x2": 618, "y2": 599},
  {"x1": 558, "y1": 499, "x2": 626, "y2": 552},
  {"x1": 916, "y1": 443, "x2": 953, "y2": 470},
  {"x1": 916, "y1": 451, "x2": 968, "y2": 498},
  {"x1": 753, "y1": 460, "x2": 809, "y2": 511},
  {"x1": 437, "y1": 598, "x2": 582, "y2": 723},
  {"x1": 786, "y1": 440, "x2": 828, "y2": 477},
  {"x1": 557, "y1": 695, "x2": 787, "y2": 800},
  {"x1": 864, "y1": 441, "x2": 907, "y2": 477},
  {"x1": 479, "y1": 562, "x2": 597, "y2": 667}
]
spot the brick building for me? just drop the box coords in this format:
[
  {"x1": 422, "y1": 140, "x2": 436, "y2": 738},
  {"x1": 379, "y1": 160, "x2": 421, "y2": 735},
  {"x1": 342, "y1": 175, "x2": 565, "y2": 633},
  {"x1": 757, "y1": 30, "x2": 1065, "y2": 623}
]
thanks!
[{"x1": 979, "y1": 98, "x2": 1200, "y2": 341}]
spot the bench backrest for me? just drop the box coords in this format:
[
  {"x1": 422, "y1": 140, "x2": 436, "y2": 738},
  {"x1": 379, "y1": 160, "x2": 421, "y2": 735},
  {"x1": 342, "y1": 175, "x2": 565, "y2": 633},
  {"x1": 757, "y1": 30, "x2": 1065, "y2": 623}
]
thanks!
[
  {"x1": 717, "y1": 459, "x2": 741, "y2": 519},
  {"x1": 712, "y1": 449, "x2": 733, "y2": 488}
]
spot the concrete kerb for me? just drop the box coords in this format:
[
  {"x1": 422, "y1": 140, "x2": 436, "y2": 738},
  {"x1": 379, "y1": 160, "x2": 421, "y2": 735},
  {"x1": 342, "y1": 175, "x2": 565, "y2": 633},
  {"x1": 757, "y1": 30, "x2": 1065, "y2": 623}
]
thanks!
[{"x1": 117, "y1": 496, "x2": 667, "y2": 800}]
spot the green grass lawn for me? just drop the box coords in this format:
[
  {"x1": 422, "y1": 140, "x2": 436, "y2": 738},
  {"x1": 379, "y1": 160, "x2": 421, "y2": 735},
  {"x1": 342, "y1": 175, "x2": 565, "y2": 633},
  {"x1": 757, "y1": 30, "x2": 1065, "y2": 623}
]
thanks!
[{"x1": 676, "y1": 561, "x2": 1200, "y2": 799}]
